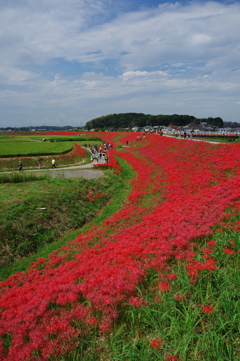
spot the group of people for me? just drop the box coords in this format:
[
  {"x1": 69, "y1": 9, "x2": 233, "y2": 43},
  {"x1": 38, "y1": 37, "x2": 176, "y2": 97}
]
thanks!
[
  {"x1": 18, "y1": 158, "x2": 56, "y2": 171},
  {"x1": 175, "y1": 130, "x2": 194, "y2": 139},
  {"x1": 17, "y1": 142, "x2": 114, "y2": 171},
  {"x1": 88, "y1": 142, "x2": 112, "y2": 163},
  {"x1": 91, "y1": 149, "x2": 109, "y2": 163}
]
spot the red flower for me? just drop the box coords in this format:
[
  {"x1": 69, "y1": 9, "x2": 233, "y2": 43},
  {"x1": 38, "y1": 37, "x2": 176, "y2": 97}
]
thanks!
[
  {"x1": 129, "y1": 296, "x2": 148, "y2": 308},
  {"x1": 208, "y1": 240, "x2": 217, "y2": 246},
  {"x1": 99, "y1": 322, "x2": 111, "y2": 331},
  {"x1": 87, "y1": 316, "x2": 97, "y2": 325},
  {"x1": 159, "y1": 281, "x2": 170, "y2": 292},
  {"x1": 150, "y1": 339, "x2": 162, "y2": 349},
  {"x1": 202, "y1": 305, "x2": 214, "y2": 314},
  {"x1": 174, "y1": 292, "x2": 185, "y2": 302},
  {"x1": 223, "y1": 248, "x2": 235, "y2": 255},
  {"x1": 168, "y1": 273, "x2": 177, "y2": 280}
]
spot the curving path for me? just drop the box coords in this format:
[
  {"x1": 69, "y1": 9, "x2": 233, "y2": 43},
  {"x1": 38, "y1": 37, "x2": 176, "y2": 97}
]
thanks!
[
  {"x1": 4, "y1": 157, "x2": 108, "y2": 180},
  {"x1": 32, "y1": 157, "x2": 107, "y2": 179}
]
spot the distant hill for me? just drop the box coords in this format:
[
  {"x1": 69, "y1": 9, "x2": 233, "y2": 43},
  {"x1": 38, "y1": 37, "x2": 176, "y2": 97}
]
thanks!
[
  {"x1": 85, "y1": 113, "x2": 224, "y2": 130},
  {"x1": 1, "y1": 125, "x2": 75, "y2": 132}
]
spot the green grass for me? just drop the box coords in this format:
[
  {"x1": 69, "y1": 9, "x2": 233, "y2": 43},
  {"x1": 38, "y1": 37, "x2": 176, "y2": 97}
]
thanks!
[
  {"x1": 0, "y1": 144, "x2": 89, "y2": 171},
  {"x1": 63, "y1": 223, "x2": 240, "y2": 361},
  {"x1": 0, "y1": 135, "x2": 98, "y2": 169},
  {"x1": 0, "y1": 171, "x2": 51, "y2": 183},
  {"x1": 0, "y1": 177, "x2": 112, "y2": 267},
  {"x1": 0, "y1": 140, "x2": 74, "y2": 157},
  {"x1": 193, "y1": 136, "x2": 240, "y2": 143},
  {"x1": 0, "y1": 133, "x2": 101, "y2": 142},
  {"x1": 0, "y1": 157, "x2": 134, "y2": 281},
  {"x1": 29, "y1": 135, "x2": 101, "y2": 142}
]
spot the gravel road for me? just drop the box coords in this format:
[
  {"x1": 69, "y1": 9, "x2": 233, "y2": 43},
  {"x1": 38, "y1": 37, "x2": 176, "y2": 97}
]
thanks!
[
  {"x1": 43, "y1": 168, "x2": 105, "y2": 179},
  {"x1": 3, "y1": 158, "x2": 107, "y2": 180},
  {"x1": 38, "y1": 158, "x2": 107, "y2": 179}
]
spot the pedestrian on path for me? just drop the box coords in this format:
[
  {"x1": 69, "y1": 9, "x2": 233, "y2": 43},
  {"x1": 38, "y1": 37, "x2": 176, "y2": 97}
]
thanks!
[
  {"x1": 51, "y1": 158, "x2": 56, "y2": 168},
  {"x1": 18, "y1": 161, "x2": 23, "y2": 171}
]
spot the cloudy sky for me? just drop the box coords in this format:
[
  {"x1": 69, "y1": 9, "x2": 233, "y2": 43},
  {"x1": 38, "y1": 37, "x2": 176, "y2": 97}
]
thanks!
[{"x1": 1, "y1": 0, "x2": 240, "y2": 128}]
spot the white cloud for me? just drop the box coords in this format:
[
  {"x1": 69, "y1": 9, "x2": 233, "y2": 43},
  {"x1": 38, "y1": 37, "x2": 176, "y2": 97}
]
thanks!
[
  {"x1": 190, "y1": 33, "x2": 212, "y2": 45},
  {"x1": 0, "y1": 1, "x2": 240, "y2": 127},
  {"x1": 120, "y1": 70, "x2": 168, "y2": 81}
]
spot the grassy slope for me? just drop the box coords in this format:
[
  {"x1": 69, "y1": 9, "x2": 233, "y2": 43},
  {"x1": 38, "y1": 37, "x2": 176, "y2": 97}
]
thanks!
[{"x1": 0, "y1": 158, "x2": 134, "y2": 281}]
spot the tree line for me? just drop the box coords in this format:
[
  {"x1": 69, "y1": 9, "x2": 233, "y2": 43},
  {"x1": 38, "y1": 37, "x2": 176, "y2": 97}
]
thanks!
[{"x1": 85, "y1": 113, "x2": 223, "y2": 130}]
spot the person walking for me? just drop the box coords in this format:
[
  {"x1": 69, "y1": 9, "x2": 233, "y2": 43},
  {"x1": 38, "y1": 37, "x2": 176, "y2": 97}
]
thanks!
[
  {"x1": 18, "y1": 161, "x2": 23, "y2": 171},
  {"x1": 51, "y1": 158, "x2": 56, "y2": 168}
]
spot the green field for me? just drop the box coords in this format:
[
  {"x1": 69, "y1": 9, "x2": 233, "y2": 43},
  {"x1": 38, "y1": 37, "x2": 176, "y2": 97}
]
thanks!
[
  {"x1": 0, "y1": 134, "x2": 103, "y2": 158},
  {"x1": 0, "y1": 136, "x2": 95, "y2": 170},
  {"x1": 0, "y1": 140, "x2": 74, "y2": 157},
  {"x1": 193, "y1": 135, "x2": 240, "y2": 143}
]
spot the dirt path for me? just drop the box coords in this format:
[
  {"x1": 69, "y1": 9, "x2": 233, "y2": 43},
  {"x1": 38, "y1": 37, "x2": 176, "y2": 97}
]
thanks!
[
  {"x1": 36, "y1": 157, "x2": 107, "y2": 179},
  {"x1": 37, "y1": 168, "x2": 105, "y2": 180},
  {"x1": 3, "y1": 158, "x2": 107, "y2": 180}
]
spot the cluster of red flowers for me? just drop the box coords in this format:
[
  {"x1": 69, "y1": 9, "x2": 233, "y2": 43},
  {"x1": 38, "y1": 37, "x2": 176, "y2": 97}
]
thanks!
[
  {"x1": 54, "y1": 142, "x2": 86, "y2": 162},
  {"x1": 202, "y1": 305, "x2": 214, "y2": 314},
  {"x1": 0, "y1": 133, "x2": 240, "y2": 360},
  {"x1": 150, "y1": 339, "x2": 162, "y2": 349},
  {"x1": 71, "y1": 143, "x2": 87, "y2": 157}
]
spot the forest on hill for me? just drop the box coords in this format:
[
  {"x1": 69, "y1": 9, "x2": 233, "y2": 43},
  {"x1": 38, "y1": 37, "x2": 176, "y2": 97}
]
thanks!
[{"x1": 85, "y1": 113, "x2": 224, "y2": 130}]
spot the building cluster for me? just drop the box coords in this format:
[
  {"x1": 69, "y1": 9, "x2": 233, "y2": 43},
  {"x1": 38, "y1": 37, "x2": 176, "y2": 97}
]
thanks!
[{"x1": 132, "y1": 122, "x2": 240, "y2": 135}]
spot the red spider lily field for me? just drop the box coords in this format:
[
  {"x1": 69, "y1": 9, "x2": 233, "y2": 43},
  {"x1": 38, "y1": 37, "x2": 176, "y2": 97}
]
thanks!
[{"x1": 0, "y1": 132, "x2": 240, "y2": 361}]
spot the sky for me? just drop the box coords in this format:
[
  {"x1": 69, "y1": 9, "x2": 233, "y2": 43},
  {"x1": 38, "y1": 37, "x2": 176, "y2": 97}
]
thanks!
[{"x1": 0, "y1": 0, "x2": 240, "y2": 128}]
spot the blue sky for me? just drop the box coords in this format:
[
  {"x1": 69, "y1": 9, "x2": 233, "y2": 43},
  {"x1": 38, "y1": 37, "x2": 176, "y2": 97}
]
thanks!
[{"x1": 0, "y1": 0, "x2": 240, "y2": 128}]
